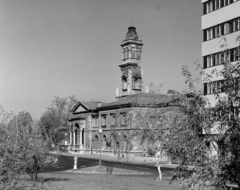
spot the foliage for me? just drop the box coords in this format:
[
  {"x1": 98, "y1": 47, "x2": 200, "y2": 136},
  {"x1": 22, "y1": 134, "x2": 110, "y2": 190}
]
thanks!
[
  {"x1": 129, "y1": 106, "x2": 180, "y2": 152},
  {"x1": 166, "y1": 36, "x2": 240, "y2": 189},
  {"x1": 128, "y1": 36, "x2": 240, "y2": 189},
  {"x1": 38, "y1": 96, "x2": 76, "y2": 149},
  {"x1": 0, "y1": 107, "x2": 51, "y2": 189}
]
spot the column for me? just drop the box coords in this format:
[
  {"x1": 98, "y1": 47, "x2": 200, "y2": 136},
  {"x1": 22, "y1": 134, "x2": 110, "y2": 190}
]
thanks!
[
  {"x1": 82, "y1": 129, "x2": 84, "y2": 146},
  {"x1": 90, "y1": 116, "x2": 92, "y2": 152},
  {"x1": 76, "y1": 131, "x2": 79, "y2": 145},
  {"x1": 80, "y1": 129, "x2": 82, "y2": 146},
  {"x1": 73, "y1": 131, "x2": 76, "y2": 145},
  {"x1": 70, "y1": 131, "x2": 72, "y2": 145}
]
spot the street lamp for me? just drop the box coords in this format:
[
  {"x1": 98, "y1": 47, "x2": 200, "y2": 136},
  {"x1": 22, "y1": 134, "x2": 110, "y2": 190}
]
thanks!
[
  {"x1": 118, "y1": 133, "x2": 121, "y2": 160},
  {"x1": 99, "y1": 126, "x2": 102, "y2": 168}
]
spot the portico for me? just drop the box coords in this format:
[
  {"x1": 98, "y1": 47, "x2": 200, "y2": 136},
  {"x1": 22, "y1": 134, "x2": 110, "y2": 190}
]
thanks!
[{"x1": 69, "y1": 121, "x2": 85, "y2": 150}]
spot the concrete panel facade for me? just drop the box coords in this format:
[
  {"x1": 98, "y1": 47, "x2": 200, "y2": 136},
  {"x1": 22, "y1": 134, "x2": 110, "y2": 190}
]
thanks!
[
  {"x1": 202, "y1": 2, "x2": 240, "y2": 30},
  {"x1": 202, "y1": 32, "x2": 240, "y2": 56}
]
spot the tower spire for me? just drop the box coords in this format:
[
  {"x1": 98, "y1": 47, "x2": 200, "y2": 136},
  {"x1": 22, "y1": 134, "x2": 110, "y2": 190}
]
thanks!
[{"x1": 119, "y1": 26, "x2": 143, "y2": 97}]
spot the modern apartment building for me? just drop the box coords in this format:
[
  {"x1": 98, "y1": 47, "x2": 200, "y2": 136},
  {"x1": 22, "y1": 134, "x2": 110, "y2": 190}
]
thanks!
[{"x1": 202, "y1": 0, "x2": 240, "y2": 106}]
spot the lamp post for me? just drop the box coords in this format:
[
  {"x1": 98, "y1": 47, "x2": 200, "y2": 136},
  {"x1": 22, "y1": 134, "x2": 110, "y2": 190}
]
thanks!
[
  {"x1": 99, "y1": 127, "x2": 102, "y2": 168},
  {"x1": 118, "y1": 133, "x2": 121, "y2": 160}
]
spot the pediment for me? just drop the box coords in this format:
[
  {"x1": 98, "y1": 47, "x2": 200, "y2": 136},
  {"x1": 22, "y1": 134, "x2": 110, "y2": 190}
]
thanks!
[
  {"x1": 75, "y1": 105, "x2": 87, "y2": 113},
  {"x1": 71, "y1": 102, "x2": 88, "y2": 113}
]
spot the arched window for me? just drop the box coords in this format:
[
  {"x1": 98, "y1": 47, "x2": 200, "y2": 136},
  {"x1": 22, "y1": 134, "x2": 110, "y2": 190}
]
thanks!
[
  {"x1": 93, "y1": 135, "x2": 99, "y2": 141},
  {"x1": 123, "y1": 47, "x2": 127, "y2": 59},
  {"x1": 122, "y1": 76, "x2": 127, "y2": 90},
  {"x1": 127, "y1": 47, "x2": 131, "y2": 58},
  {"x1": 75, "y1": 123, "x2": 80, "y2": 130},
  {"x1": 131, "y1": 47, "x2": 136, "y2": 58},
  {"x1": 133, "y1": 77, "x2": 141, "y2": 89},
  {"x1": 136, "y1": 47, "x2": 141, "y2": 60},
  {"x1": 125, "y1": 47, "x2": 129, "y2": 59},
  {"x1": 123, "y1": 134, "x2": 128, "y2": 141}
]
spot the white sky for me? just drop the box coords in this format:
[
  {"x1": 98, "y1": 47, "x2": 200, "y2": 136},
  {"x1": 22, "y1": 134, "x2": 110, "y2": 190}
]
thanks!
[{"x1": 0, "y1": 0, "x2": 202, "y2": 120}]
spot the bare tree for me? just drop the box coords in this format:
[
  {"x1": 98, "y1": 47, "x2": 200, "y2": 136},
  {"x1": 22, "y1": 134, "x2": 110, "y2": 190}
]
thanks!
[{"x1": 38, "y1": 96, "x2": 77, "y2": 150}]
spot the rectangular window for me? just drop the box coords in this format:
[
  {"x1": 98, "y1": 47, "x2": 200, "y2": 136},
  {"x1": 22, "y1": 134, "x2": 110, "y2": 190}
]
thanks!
[
  {"x1": 216, "y1": 82, "x2": 219, "y2": 93},
  {"x1": 224, "y1": 23, "x2": 230, "y2": 34},
  {"x1": 92, "y1": 117, "x2": 98, "y2": 127},
  {"x1": 230, "y1": 49, "x2": 234, "y2": 62},
  {"x1": 220, "y1": 81, "x2": 224, "y2": 93},
  {"x1": 204, "y1": 83, "x2": 207, "y2": 95},
  {"x1": 210, "y1": 0, "x2": 213, "y2": 11},
  {"x1": 204, "y1": 56, "x2": 207, "y2": 68},
  {"x1": 233, "y1": 19, "x2": 237, "y2": 32},
  {"x1": 215, "y1": 25, "x2": 220, "y2": 37},
  {"x1": 215, "y1": 54, "x2": 219, "y2": 65},
  {"x1": 120, "y1": 114, "x2": 126, "y2": 126},
  {"x1": 224, "y1": 50, "x2": 231, "y2": 62},
  {"x1": 212, "y1": 54, "x2": 216, "y2": 66},
  {"x1": 221, "y1": 23, "x2": 224, "y2": 36},
  {"x1": 207, "y1": 55, "x2": 211, "y2": 67},
  {"x1": 219, "y1": 25, "x2": 222, "y2": 36},
  {"x1": 203, "y1": 2, "x2": 207, "y2": 14},
  {"x1": 207, "y1": 84, "x2": 211, "y2": 94},
  {"x1": 221, "y1": 0, "x2": 225, "y2": 7},
  {"x1": 212, "y1": 0, "x2": 216, "y2": 11},
  {"x1": 206, "y1": 1, "x2": 211, "y2": 13},
  {"x1": 234, "y1": 48, "x2": 240, "y2": 61},
  {"x1": 215, "y1": 80, "x2": 225, "y2": 93},
  {"x1": 221, "y1": 52, "x2": 224, "y2": 64},
  {"x1": 101, "y1": 115, "x2": 106, "y2": 126},
  {"x1": 216, "y1": 0, "x2": 220, "y2": 9},
  {"x1": 211, "y1": 83, "x2": 214, "y2": 94},
  {"x1": 237, "y1": 18, "x2": 240, "y2": 31},
  {"x1": 111, "y1": 115, "x2": 116, "y2": 126},
  {"x1": 207, "y1": 29, "x2": 211, "y2": 40},
  {"x1": 203, "y1": 30, "x2": 206, "y2": 41},
  {"x1": 211, "y1": 28, "x2": 214, "y2": 39}
]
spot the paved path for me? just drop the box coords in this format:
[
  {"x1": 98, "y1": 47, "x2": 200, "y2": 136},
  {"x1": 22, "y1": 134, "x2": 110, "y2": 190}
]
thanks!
[
  {"x1": 51, "y1": 151, "x2": 177, "y2": 169},
  {"x1": 40, "y1": 152, "x2": 179, "y2": 178}
]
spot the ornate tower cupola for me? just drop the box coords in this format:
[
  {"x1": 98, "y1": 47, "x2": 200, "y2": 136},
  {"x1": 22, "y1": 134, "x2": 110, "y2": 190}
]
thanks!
[{"x1": 119, "y1": 26, "x2": 143, "y2": 97}]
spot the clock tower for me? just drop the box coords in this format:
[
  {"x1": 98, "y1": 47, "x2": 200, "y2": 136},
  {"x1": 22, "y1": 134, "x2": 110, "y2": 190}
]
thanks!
[{"x1": 119, "y1": 26, "x2": 143, "y2": 97}]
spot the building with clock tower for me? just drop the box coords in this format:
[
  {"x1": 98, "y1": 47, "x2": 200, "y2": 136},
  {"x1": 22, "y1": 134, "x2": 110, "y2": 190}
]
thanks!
[{"x1": 67, "y1": 26, "x2": 181, "y2": 162}]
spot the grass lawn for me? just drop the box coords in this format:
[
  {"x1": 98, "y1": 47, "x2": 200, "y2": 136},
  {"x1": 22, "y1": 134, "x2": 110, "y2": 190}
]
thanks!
[{"x1": 38, "y1": 173, "x2": 179, "y2": 190}]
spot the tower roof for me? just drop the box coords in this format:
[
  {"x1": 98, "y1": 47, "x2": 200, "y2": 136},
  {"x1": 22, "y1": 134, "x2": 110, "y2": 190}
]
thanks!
[{"x1": 126, "y1": 26, "x2": 138, "y2": 40}]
